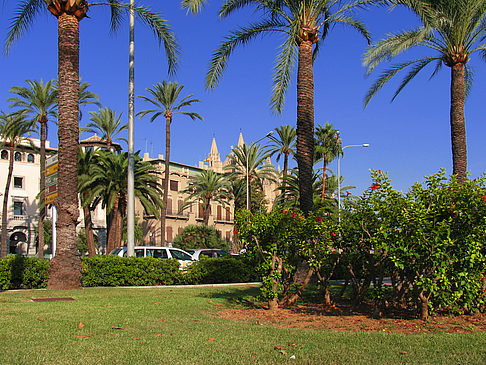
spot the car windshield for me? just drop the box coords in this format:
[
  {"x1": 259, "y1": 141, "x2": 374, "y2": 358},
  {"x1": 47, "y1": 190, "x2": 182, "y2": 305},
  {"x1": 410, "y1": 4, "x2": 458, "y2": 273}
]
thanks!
[
  {"x1": 169, "y1": 249, "x2": 192, "y2": 261},
  {"x1": 186, "y1": 250, "x2": 195, "y2": 255},
  {"x1": 110, "y1": 248, "x2": 122, "y2": 256}
]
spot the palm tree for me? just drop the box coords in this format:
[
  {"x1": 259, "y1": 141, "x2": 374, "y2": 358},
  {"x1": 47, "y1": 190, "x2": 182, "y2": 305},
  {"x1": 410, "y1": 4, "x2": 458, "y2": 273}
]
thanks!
[
  {"x1": 137, "y1": 81, "x2": 202, "y2": 245},
  {"x1": 180, "y1": 170, "x2": 231, "y2": 225},
  {"x1": 265, "y1": 125, "x2": 296, "y2": 200},
  {"x1": 6, "y1": 0, "x2": 179, "y2": 289},
  {"x1": 80, "y1": 150, "x2": 163, "y2": 253},
  {"x1": 83, "y1": 107, "x2": 128, "y2": 149},
  {"x1": 314, "y1": 123, "x2": 342, "y2": 201},
  {"x1": 0, "y1": 111, "x2": 34, "y2": 258},
  {"x1": 363, "y1": 0, "x2": 486, "y2": 181},
  {"x1": 225, "y1": 143, "x2": 276, "y2": 211},
  {"x1": 193, "y1": 0, "x2": 371, "y2": 214},
  {"x1": 8, "y1": 79, "x2": 58, "y2": 259}
]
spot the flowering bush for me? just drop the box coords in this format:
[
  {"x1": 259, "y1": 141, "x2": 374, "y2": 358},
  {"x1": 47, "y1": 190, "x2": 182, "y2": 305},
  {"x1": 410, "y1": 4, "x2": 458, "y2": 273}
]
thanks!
[
  {"x1": 235, "y1": 207, "x2": 337, "y2": 309},
  {"x1": 341, "y1": 169, "x2": 486, "y2": 319}
]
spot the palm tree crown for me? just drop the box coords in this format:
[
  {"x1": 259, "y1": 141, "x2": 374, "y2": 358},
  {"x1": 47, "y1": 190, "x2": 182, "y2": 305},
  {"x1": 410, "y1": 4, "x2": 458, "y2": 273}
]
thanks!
[
  {"x1": 180, "y1": 170, "x2": 231, "y2": 225},
  {"x1": 83, "y1": 107, "x2": 128, "y2": 148},
  {"x1": 363, "y1": 0, "x2": 486, "y2": 179}
]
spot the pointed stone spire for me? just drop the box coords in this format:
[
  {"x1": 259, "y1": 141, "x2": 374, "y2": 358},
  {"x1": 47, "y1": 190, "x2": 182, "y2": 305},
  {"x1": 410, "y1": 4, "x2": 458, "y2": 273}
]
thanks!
[
  {"x1": 237, "y1": 132, "x2": 245, "y2": 148},
  {"x1": 210, "y1": 137, "x2": 219, "y2": 157}
]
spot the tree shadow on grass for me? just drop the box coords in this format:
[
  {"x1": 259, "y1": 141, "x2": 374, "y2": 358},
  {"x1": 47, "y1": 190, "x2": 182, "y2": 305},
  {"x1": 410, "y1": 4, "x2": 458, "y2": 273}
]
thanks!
[{"x1": 197, "y1": 285, "x2": 264, "y2": 309}]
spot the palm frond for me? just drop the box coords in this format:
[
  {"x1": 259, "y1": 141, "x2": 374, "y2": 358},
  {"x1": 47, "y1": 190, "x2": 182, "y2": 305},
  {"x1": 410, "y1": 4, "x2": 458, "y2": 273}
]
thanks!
[
  {"x1": 4, "y1": 0, "x2": 45, "y2": 55},
  {"x1": 391, "y1": 56, "x2": 438, "y2": 101},
  {"x1": 270, "y1": 34, "x2": 297, "y2": 114},
  {"x1": 206, "y1": 19, "x2": 283, "y2": 90},
  {"x1": 363, "y1": 27, "x2": 433, "y2": 74}
]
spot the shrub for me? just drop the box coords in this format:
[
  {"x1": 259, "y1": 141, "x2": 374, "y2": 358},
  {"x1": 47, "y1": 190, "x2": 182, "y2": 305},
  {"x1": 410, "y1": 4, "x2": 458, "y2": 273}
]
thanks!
[
  {"x1": 81, "y1": 255, "x2": 183, "y2": 287},
  {"x1": 185, "y1": 256, "x2": 258, "y2": 284},
  {"x1": 0, "y1": 256, "x2": 49, "y2": 289},
  {"x1": 173, "y1": 224, "x2": 230, "y2": 251}
]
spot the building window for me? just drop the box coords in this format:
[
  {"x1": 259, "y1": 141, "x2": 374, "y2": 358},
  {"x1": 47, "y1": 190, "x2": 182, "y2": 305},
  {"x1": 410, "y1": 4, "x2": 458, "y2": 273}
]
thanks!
[
  {"x1": 170, "y1": 180, "x2": 178, "y2": 191},
  {"x1": 217, "y1": 205, "x2": 222, "y2": 220},
  {"x1": 166, "y1": 227, "x2": 173, "y2": 242},
  {"x1": 226, "y1": 207, "x2": 231, "y2": 221},
  {"x1": 13, "y1": 201, "x2": 24, "y2": 216},
  {"x1": 14, "y1": 152, "x2": 22, "y2": 161},
  {"x1": 85, "y1": 146, "x2": 94, "y2": 153},
  {"x1": 167, "y1": 199, "x2": 172, "y2": 214},
  {"x1": 0, "y1": 150, "x2": 7, "y2": 160},
  {"x1": 13, "y1": 177, "x2": 23, "y2": 189},
  {"x1": 27, "y1": 154, "x2": 35, "y2": 163}
]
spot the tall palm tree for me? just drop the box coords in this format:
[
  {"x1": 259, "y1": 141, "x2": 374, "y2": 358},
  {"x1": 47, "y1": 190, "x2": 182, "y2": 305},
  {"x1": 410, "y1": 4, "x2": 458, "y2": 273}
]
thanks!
[
  {"x1": 314, "y1": 123, "x2": 342, "y2": 201},
  {"x1": 193, "y1": 0, "x2": 371, "y2": 214},
  {"x1": 137, "y1": 81, "x2": 202, "y2": 245},
  {"x1": 225, "y1": 143, "x2": 276, "y2": 211},
  {"x1": 5, "y1": 0, "x2": 179, "y2": 289},
  {"x1": 180, "y1": 170, "x2": 231, "y2": 225},
  {"x1": 8, "y1": 79, "x2": 58, "y2": 259},
  {"x1": 83, "y1": 107, "x2": 128, "y2": 149},
  {"x1": 363, "y1": 0, "x2": 486, "y2": 181},
  {"x1": 79, "y1": 150, "x2": 163, "y2": 253},
  {"x1": 0, "y1": 111, "x2": 34, "y2": 258},
  {"x1": 265, "y1": 125, "x2": 296, "y2": 199}
]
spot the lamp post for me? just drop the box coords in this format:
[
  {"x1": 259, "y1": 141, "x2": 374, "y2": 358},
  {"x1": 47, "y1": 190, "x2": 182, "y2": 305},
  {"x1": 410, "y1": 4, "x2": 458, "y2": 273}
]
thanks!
[
  {"x1": 127, "y1": 0, "x2": 135, "y2": 257},
  {"x1": 246, "y1": 131, "x2": 274, "y2": 210},
  {"x1": 337, "y1": 143, "x2": 370, "y2": 221}
]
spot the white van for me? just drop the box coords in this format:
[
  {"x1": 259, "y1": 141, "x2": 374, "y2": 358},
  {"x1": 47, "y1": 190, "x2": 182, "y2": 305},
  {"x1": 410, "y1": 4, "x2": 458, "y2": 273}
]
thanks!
[{"x1": 110, "y1": 246, "x2": 194, "y2": 270}]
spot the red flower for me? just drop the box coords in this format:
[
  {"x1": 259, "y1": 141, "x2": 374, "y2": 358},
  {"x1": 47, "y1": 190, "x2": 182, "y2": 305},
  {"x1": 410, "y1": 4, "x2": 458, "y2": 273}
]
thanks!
[
  {"x1": 346, "y1": 191, "x2": 351, "y2": 196},
  {"x1": 369, "y1": 183, "x2": 380, "y2": 191},
  {"x1": 331, "y1": 232, "x2": 337, "y2": 237},
  {"x1": 483, "y1": 196, "x2": 486, "y2": 202},
  {"x1": 283, "y1": 208, "x2": 288, "y2": 213},
  {"x1": 449, "y1": 208, "x2": 454, "y2": 212},
  {"x1": 316, "y1": 218, "x2": 322, "y2": 223},
  {"x1": 233, "y1": 229, "x2": 239, "y2": 235}
]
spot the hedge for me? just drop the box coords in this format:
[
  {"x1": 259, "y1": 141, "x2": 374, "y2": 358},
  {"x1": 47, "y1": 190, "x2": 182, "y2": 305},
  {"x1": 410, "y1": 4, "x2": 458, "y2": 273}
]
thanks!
[
  {"x1": 0, "y1": 254, "x2": 258, "y2": 289},
  {"x1": 0, "y1": 256, "x2": 49, "y2": 290}
]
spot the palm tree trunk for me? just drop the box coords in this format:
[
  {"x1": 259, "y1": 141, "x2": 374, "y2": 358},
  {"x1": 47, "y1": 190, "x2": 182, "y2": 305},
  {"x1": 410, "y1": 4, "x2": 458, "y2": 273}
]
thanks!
[
  {"x1": 321, "y1": 154, "x2": 327, "y2": 201},
  {"x1": 37, "y1": 119, "x2": 47, "y2": 258},
  {"x1": 296, "y1": 39, "x2": 315, "y2": 214},
  {"x1": 47, "y1": 12, "x2": 82, "y2": 290},
  {"x1": 1, "y1": 144, "x2": 15, "y2": 257},
  {"x1": 282, "y1": 153, "x2": 289, "y2": 199},
  {"x1": 160, "y1": 116, "x2": 171, "y2": 245},
  {"x1": 107, "y1": 195, "x2": 120, "y2": 254},
  {"x1": 83, "y1": 202, "x2": 96, "y2": 256},
  {"x1": 203, "y1": 196, "x2": 211, "y2": 225},
  {"x1": 450, "y1": 64, "x2": 467, "y2": 181}
]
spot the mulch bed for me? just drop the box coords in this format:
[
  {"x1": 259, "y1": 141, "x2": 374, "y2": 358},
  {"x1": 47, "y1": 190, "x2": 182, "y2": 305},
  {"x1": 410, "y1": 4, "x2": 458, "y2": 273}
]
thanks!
[{"x1": 216, "y1": 302, "x2": 486, "y2": 334}]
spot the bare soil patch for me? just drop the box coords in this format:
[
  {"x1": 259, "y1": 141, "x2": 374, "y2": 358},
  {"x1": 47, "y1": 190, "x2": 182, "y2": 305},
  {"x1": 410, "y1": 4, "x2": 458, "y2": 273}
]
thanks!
[{"x1": 216, "y1": 302, "x2": 486, "y2": 334}]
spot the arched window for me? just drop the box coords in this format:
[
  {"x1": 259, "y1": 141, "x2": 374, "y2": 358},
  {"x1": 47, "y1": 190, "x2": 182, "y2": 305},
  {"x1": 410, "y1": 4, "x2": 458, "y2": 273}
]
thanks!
[
  {"x1": 0, "y1": 150, "x2": 7, "y2": 160},
  {"x1": 14, "y1": 152, "x2": 22, "y2": 162},
  {"x1": 27, "y1": 154, "x2": 35, "y2": 163}
]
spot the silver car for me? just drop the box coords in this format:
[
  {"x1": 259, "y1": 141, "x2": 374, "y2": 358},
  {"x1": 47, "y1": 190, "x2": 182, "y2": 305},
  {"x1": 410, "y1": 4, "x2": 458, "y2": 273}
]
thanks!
[{"x1": 186, "y1": 248, "x2": 231, "y2": 260}]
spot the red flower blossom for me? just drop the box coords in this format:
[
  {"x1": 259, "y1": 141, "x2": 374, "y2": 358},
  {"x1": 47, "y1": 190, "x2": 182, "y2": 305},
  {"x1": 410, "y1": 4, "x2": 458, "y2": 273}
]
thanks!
[
  {"x1": 283, "y1": 208, "x2": 288, "y2": 213},
  {"x1": 233, "y1": 229, "x2": 239, "y2": 235},
  {"x1": 316, "y1": 218, "x2": 322, "y2": 223},
  {"x1": 346, "y1": 191, "x2": 351, "y2": 196},
  {"x1": 369, "y1": 183, "x2": 380, "y2": 191},
  {"x1": 331, "y1": 232, "x2": 337, "y2": 237},
  {"x1": 483, "y1": 196, "x2": 486, "y2": 202}
]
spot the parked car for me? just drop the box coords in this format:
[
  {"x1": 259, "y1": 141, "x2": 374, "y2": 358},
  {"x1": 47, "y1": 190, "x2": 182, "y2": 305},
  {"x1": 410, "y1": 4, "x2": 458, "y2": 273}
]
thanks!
[
  {"x1": 186, "y1": 248, "x2": 231, "y2": 260},
  {"x1": 110, "y1": 246, "x2": 194, "y2": 269}
]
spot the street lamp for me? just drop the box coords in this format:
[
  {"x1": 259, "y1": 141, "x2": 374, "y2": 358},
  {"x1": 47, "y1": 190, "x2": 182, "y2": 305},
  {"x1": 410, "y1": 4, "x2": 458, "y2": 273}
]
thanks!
[
  {"x1": 337, "y1": 143, "x2": 370, "y2": 221},
  {"x1": 246, "y1": 131, "x2": 274, "y2": 210}
]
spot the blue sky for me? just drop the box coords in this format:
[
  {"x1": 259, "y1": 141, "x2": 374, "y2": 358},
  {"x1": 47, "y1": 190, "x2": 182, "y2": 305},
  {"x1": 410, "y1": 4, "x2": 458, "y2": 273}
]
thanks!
[{"x1": 1, "y1": 1, "x2": 485, "y2": 195}]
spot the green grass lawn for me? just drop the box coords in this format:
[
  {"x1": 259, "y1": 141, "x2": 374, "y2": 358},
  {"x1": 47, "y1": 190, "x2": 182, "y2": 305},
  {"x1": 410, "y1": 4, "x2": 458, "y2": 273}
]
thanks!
[{"x1": 1, "y1": 285, "x2": 485, "y2": 364}]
